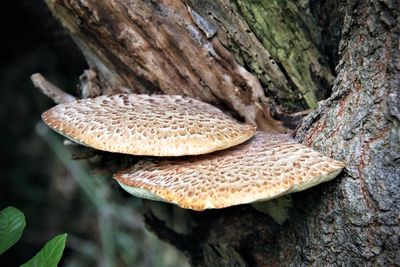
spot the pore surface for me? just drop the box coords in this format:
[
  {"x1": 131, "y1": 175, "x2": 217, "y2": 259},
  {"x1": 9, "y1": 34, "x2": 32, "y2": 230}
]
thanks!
[
  {"x1": 114, "y1": 132, "x2": 345, "y2": 210},
  {"x1": 42, "y1": 94, "x2": 256, "y2": 156}
]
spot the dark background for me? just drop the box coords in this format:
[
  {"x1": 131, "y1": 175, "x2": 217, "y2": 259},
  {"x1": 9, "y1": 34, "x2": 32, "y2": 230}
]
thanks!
[
  {"x1": 0, "y1": 2, "x2": 188, "y2": 266},
  {"x1": 1, "y1": 1, "x2": 85, "y2": 265}
]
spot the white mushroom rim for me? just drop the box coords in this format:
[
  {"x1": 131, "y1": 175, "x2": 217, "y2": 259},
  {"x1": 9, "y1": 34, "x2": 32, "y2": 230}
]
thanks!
[{"x1": 117, "y1": 168, "x2": 343, "y2": 210}]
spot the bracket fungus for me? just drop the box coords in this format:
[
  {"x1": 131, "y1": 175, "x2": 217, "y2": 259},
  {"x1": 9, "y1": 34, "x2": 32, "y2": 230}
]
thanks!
[
  {"x1": 41, "y1": 94, "x2": 256, "y2": 156},
  {"x1": 39, "y1": 88, "x2": 344, "y2": 213},
  {"x1": 114, "y1": 132, "x2": 345, "y2": 211}
]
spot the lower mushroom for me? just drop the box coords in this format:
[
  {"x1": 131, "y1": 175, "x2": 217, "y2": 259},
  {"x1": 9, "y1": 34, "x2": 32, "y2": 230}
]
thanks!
[{"x1": 114, "y1": 132, "x2": 345, "y2": 211}]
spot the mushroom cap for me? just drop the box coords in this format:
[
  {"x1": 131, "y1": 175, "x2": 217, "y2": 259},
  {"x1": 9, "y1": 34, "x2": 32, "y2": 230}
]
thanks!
[
  {"x1": 42, "y1": 94, "x2": 256, "y2": 156},
  {"x1": 114, "y1": 132, "x2": 345, "y2": 211}
]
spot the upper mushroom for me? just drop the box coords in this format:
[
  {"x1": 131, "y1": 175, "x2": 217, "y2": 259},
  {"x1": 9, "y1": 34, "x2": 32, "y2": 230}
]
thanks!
[
  {"x1": 42, "y1": 94, "x2": 256, "y2": 156},
  {"x1": 114, "y1": 132, "x2": 345, "y2": 210}
]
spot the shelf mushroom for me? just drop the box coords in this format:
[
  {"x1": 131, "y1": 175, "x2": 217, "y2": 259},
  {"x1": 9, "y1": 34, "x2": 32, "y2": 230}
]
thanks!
[
  {"x1": 114, "y1": 132, "x2": 345, "y2": 211},
  {"x1": 40, "y1": 91, "x2": 344, "y2": 214},
  {"x1": 41, "y1": 94, "x2": 256, "y2": 156}
]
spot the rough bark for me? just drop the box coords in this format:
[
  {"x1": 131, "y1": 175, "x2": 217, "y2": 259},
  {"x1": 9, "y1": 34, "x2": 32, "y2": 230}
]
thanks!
[
  {"x1": 295, "y1": 0, "x2": 400, "y2": 264},
  {"x1": 43, "y1": 0, "x2": 399, "y2": 266}
]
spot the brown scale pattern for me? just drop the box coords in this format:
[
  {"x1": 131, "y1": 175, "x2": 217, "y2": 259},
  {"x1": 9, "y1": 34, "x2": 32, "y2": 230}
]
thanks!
[
  {"x1": 114, "y1": 132, "x2": 345, "y2": 210},
  {"x1": 42, "y1": 94, "x2": 256, "y2": 156}
]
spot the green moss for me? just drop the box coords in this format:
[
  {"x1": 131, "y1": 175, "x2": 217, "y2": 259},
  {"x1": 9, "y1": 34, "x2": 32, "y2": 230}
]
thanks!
[{"x1": 234, "y1": 0, "x2": 334, "y2": 109}]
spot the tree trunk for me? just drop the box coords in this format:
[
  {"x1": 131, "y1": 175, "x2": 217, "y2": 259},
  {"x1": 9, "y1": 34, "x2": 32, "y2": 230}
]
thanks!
[{"x1": 43, "y1": 0, "x2": 399, "y2": 266}]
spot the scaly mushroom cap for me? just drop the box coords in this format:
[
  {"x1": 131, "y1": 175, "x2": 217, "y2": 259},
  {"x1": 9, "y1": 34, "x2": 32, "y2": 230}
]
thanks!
[
  {"x1": 42, "y1": 94, "x2": 256, "y2": 156},
  {"x1": 114, "y1": 132, "x2": 345, "y2": 210}
]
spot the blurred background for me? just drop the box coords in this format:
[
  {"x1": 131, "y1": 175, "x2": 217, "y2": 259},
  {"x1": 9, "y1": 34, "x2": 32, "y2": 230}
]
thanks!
[{"x1": 0, "y1": 1, "x2": 189, "y2": 266}]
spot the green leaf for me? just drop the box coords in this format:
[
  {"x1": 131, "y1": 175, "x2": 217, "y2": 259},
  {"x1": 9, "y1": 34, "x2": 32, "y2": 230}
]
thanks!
[
  {"x1": 21, "y1": 233, "x2": 67, "y2": 267},
  {"x1": 0, "y1": 206, "x2": 26, "y2": 255}
]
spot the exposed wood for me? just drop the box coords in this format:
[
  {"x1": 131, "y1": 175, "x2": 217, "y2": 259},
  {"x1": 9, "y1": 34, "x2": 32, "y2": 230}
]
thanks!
[
  {"x1": 31, "y1": 73, "x2": 76, "y2": 104},
  {"x1": 45, "y1": 0, "x2": 292, "y2": 133}
]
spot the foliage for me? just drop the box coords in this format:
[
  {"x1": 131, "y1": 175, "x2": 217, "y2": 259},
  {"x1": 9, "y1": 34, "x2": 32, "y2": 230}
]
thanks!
[
  {"x1": 21, "y1": 234, "x2": 67, "y2": 267},
  {"x1": 0, "y1": 207, "x2": 67, "y2": 267},
  {"x1": 0, "y1": 207, "x2": 26, "y2": 255}
]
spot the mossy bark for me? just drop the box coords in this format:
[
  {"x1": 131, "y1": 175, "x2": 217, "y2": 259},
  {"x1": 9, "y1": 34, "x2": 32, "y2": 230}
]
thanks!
[
  {"x1": 235, "y1": 0, "x2": 334, "y2": 108},
  {"x1": 44, "y1": 0, "x2": 399, "y2": 265}
]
